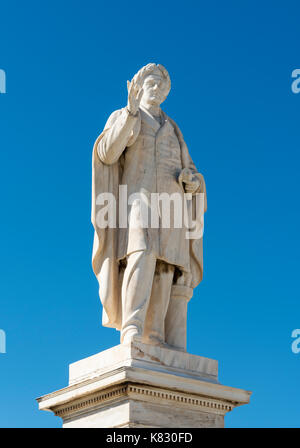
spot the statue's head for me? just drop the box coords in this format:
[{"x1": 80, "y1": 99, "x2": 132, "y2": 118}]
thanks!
[{"x1": 133, "y1": 63, "x2": 171, "y2": 108}]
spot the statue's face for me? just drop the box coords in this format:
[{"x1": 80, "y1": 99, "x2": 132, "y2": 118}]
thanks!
[{"x1": 141, "y1": 73, "x2": 167, "y2": 108}]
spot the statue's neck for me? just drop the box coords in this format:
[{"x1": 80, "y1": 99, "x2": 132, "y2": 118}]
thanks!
[{"x1": 141, "y1": 103, "x2": 162, "y2": 120}]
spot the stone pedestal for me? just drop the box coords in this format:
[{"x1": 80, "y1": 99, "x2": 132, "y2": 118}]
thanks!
[{"x1": 37, "y1": 342, "x2": 251, "y2": 428}]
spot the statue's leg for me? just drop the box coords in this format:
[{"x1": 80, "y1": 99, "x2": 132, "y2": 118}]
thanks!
[
  {"x1": 120, "y1": 250, "x2": 156, "y2": 344},
  {"x1": 143, "y1": 261, "x2": 175, "y2": 346},
  {"x1": 164, "y1": 273, "x2": 193, "y2": 351}
]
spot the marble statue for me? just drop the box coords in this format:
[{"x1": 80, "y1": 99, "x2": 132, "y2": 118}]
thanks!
[{"x1": 91, "y1": 63, "x2": 207, "y2": 351}]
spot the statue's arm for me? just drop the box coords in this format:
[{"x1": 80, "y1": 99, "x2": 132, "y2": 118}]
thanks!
[
  {"x1": 181, "y1": 142, "x2": 207, "y2": 211},
  {"x1": 97, "y1": 108, "x2": 141, "y2": 165},
  {"x1": 172, "y1": 119, "x2": 207, "y2": 209}
]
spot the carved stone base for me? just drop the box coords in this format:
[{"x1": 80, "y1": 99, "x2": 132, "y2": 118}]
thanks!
[{"x1": 37, "y1": 342, "x2": 251, "y2": 428}]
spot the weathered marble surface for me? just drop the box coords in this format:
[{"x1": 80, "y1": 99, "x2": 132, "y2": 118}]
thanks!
[
  {"x1": 37, "y1": 342, "x2": 251, "y2": 428},
  {"x1": 68, "y1": 341, "x2": 219, "y2": 385}
]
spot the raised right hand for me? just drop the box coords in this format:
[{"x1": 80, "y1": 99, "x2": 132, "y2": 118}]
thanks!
[{"x1": 127, "y1": 79, "x2": 144, "y2": 115}]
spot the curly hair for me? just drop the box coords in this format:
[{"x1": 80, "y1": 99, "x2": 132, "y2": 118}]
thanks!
[{"x1": 132, "y1": 63, "x2": 171, "y2": 98}]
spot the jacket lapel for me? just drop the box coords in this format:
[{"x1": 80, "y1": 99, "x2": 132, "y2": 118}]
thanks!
[
  {"x1": 140, "y1": 107, "x2": 174, "y2": 138},
  {"x1": 157, "y1": 110, "x2": 174, "y2": 139}
]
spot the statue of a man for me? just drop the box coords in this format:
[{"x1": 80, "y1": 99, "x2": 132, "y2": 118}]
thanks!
[{"x1": 91, "y1": 63, "x2": 207, "y2": 351}]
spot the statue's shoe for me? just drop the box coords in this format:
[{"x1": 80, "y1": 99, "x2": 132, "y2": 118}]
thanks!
[{"x1": 121, "y1": 327, "x2": 143, "y2": 345}]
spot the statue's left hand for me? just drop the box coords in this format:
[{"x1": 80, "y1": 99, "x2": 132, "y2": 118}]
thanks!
[{"x1": 179, "y1": 168, "x2": 200, "y2": 194}]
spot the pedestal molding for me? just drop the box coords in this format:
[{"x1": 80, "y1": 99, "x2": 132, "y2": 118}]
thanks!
[{"x1": 53, "y1": 382, "x2": 234, "y2": 420}]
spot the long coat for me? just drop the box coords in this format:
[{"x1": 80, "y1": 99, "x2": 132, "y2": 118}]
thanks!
[{"x1": 91, "y1": 106, "x2": 207, "y2": 329}]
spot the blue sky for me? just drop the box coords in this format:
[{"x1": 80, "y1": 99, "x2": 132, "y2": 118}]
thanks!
[{"x1": 0, "y1": 0, "x2": 299, "y2": 428}]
